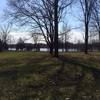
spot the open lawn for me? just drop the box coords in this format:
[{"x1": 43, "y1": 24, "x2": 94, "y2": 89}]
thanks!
[{"x1": 0, "y1": 52, "x2": 100, "y2": 100}]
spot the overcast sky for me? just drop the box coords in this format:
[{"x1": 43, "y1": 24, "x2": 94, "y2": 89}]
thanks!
[{"x1": 0, "y1": 0, "x2": 84, "y2": 44}]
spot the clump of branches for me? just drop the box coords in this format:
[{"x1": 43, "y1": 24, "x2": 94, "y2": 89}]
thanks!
[
  {"x1": 0, "y1": 23, "x2": 12, "y2": 51},
  {"x1": 6, "y1": 0, "x2": 74, "y2": 56}
]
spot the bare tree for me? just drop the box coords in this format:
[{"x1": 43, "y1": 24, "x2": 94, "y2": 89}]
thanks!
[
  {"x1": 59, "y1": 23, "x2": 71, "y2": 52},
  {"x1": 0, "y1": 23, "x2": 12, "y2": 51},
  {"x1": 91, "y1": 0, "x2": 100, "y2": 43},
  {"x1": 16, "y1": 37, "x2": 25, "y2": 51},
  {"x1": 30, "y1": 31, "x2": 42, "y2": 51},
  {"x1": 6, "y1": 0, "x2": 74, "y2": 56},
  {"x1": 79, "y1": 0, "x2": 97, "y2": 54}
]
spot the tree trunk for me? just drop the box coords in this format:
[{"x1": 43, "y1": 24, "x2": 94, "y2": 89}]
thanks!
[
  {"x1": 49, "y1": 44, "x2": 53, "y2": 55},
  {"x1": 85, "y1": 23, "x2": 89, "y2": 54},
  {"x1": 54, "y1": 0, "x2": 59, "y2": 57},
  {"x1": 98, "y1": 31, "x2": 100, "y2": 51},
  {"x1": 65, "y1": 34, "x2": 68, "y2": 52},
  {"x1": 50, "y1": 47, "x2": 53, "y2": 55}
]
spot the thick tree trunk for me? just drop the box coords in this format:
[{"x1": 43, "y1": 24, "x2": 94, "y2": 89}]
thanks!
[
  {"x1": 49, "y1": 33, "x2": 54, "y2": 55},
  {"x1": 85, "y1": 23, "x2": 89, "y2": 54},
  {"x1": 54, "y1": 0, "x2": 59, "y2": 57},
  {"x1": 98, "y1": 31, "x2": 100, "y2": 51},
  {"x1": 49, "y1": 42, "x2": 53, "y2": 55},
  {"x1": 98, "y1": 31, "x2": 100, "y2": 43},
  {"x1": 49, "y1": 46, "x2": 53, "y2": 55}
]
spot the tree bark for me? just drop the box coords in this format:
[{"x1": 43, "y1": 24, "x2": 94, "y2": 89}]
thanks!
[
  {"x1": 98, "y1": 31, "x2": 100, "y2": 51},
  {"x1": 85, "y1": 23, "x2": 89, "y2": 54},
  {"x1": 54, "y1": 0, "x2": 59, "y2": 57},
  {"x1": 49, "y1": 46, "x2": 53, "y2": 55}
]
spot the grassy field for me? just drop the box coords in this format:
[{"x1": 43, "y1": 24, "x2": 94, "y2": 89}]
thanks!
[{"x1": 0, "y1": 51, "x2": 100, "y2": 100}]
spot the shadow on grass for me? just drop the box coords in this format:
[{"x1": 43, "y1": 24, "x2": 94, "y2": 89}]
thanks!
[
  {"x1": 0, "y1": 54, "x2": 100, "y2": 99},
  {"x1": 59, "y1": 55, "x2": 100, "y2": 78},
  {"x1": 57, "y1": 55, "x2": 100, "y2": 100},
  {"x1": 0, "y1": 55, "x2": 52, "y2": 79}
]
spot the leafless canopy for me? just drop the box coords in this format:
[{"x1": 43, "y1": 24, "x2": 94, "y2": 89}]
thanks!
[
  {"x1": 0, "y1": 23, "x2": 12, "y2": 44},
  {"x1": 79, "y1": 0, "x2": 97, "y2": 54},
  {"x1": 6, "y1": 0, "x2": 74, "y2": 55}
]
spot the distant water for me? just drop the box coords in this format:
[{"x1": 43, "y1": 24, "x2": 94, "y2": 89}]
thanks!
[
  {"x1": 8, "y1": 48, "x2": 16, "y2": 51},
  {"x1": 8, "y1": 48, "x2": 77, "y2": 52}
]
